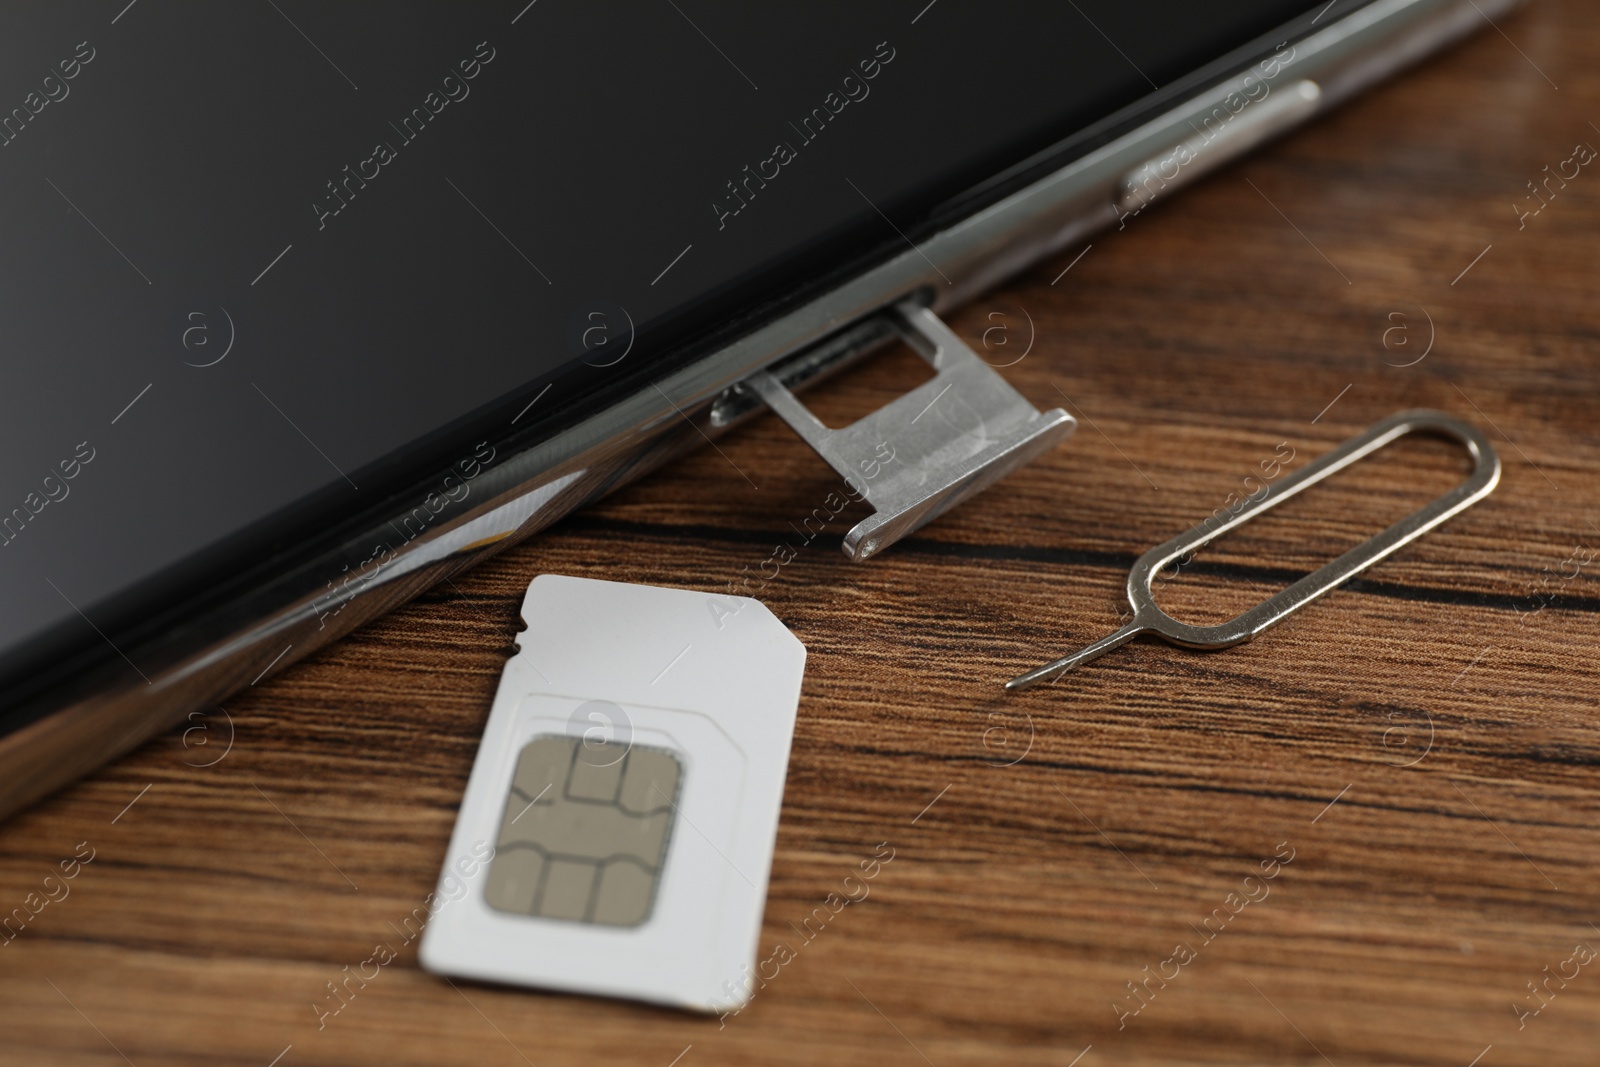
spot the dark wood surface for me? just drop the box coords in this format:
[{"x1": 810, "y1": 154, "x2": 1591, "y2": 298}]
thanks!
[{"x1": 5, "y1": 3, "x2": 1599, "y2": 1064}]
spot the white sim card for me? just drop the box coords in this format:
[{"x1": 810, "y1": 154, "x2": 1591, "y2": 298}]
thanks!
[{"x1": 418, "y1": 574, "x2": 806, "y2": 1013}]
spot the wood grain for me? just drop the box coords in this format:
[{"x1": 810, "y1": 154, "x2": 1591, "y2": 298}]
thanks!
[{"x1": 4, "y1": 3, "x2": 1599, "y2": 1064}]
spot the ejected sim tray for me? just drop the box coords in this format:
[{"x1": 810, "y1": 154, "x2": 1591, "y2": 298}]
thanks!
[
  {"x1": 418, "y1": 574, "x2": 806, "y2": 1014},
  {"x1": 1007, "y1": 410, "x2": 1501, "y2": 690},
  {"x1": 747, "y1": 298, "x2": 1075, "y2": 561}
]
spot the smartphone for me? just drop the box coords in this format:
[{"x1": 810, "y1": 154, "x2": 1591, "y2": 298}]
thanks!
[{"x1": 0, "y1": 0, "x2": 1516, "y2": 820}]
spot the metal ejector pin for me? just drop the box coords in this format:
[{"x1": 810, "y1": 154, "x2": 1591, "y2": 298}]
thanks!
[{"x1": 1006, "y1": 409, "x2": 1501, "y2": 691}]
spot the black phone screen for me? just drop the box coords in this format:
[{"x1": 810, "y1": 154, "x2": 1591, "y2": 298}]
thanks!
[{"x1": 0, "y1": 1, "x2": 1325, "y2": 687}]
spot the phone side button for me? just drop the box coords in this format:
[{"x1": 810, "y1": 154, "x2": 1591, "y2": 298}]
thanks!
[{"x1": 1116, "y1": 79, "x2": 1321, "y2": 219}]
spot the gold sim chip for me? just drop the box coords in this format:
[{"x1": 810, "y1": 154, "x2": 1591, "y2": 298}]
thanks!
[{"x1": 484, "y1": 735, "x2": 682, "y2": 927}]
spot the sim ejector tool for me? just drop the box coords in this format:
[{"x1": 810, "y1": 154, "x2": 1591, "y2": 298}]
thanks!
[{"x1": 1006, "y1": 409, "x2": 1500, "y2": 691}]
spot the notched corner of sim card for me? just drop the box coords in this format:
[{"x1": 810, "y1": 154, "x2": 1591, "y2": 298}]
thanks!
[
  {"x1": 515, "y1": 572, "x2": 571, "y2": 635},
  {"x1": 702, "y1": 587, "x2": 807, "y2": 649}
]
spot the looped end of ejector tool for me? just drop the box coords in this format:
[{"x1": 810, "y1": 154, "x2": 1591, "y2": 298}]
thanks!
[{"x1": 1006, "y1": 409, "x2": 1501, "y2": 691}]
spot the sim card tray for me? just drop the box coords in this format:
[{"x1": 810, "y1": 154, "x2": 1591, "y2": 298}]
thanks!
[{"x1": 746, "y1": 299, "x2": 1076, "y2": 561}]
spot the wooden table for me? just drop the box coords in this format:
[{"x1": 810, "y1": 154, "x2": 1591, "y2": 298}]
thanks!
[{"x1": 5, "y1": 3, "x2": 1597, "y2": 1064}]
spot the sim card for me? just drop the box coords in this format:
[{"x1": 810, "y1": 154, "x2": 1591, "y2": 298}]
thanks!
[{"x1": 418, "y1": 574, "x2": 806, "y2": 1013}]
